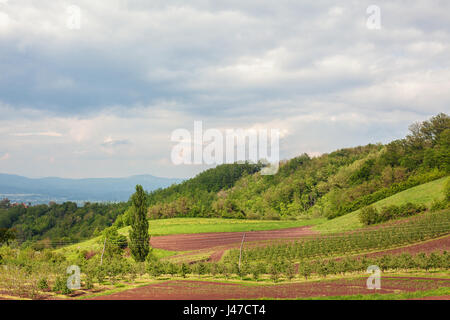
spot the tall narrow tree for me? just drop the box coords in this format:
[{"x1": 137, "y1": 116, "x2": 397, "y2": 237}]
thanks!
[{"x1": 129, "y1": 185, "x2": 150, "y2": 262}]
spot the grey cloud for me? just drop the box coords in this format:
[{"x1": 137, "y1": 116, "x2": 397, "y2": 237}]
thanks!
[{"x1": 0, "y1": 0, "x2": 449, "y2": 178}]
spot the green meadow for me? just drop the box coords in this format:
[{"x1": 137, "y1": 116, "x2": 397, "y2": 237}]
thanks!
[{"x1": 313, "y1": 176, "x2": 449, "y2": 234}]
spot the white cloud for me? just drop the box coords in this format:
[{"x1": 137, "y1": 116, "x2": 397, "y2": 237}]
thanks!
[{"x1": 0, "y1": 152, "x2": 10, "y2": 161}]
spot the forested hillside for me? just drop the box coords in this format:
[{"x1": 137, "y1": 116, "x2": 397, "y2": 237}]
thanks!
[
  {"x1": 144, "y1": 162, "x2": 262, "y2": 219},
  {"x1": 141, "y1": 113, "x2": 449, "y2": 220}
]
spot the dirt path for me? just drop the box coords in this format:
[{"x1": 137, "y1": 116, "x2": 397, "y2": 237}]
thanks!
[
  {"x1": 150, "y1": 226, "x2": 318, "y2": 251},
  {"x1": 89, "y1": 277, "x2": 450, "y2": 300}
]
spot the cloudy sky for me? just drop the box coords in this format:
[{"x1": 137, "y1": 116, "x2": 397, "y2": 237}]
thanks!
[{"x1": 0, "y1": 0, "x2": 449, "y2": 179}]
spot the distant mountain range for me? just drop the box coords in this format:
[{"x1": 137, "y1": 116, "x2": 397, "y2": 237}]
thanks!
[{"x1": 0, "y1": 173, "x2": 183, "y2": 204}]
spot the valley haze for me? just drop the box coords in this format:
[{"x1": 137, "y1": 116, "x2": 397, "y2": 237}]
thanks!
[{"x1": 0, "y1": 173, "x2": 182, "y2": 204}]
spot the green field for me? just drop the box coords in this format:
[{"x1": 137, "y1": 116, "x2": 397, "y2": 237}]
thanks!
[
  {"x1": 313, "y1": 176, "x2": 449, "y2": 234},
  {"x1": 136, "y1": 217, "x2": 325, "y2": 236}
]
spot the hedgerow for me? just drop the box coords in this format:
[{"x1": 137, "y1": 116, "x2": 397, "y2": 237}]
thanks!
[{"x1": 359, "y1": 202, "x2": 427, "y2": 225}]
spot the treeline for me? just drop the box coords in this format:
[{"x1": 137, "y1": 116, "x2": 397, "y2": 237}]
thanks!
[
  {"x1": 143, "y1": 162, "x2": 263, "y2": 220},
  {"x1": 0, "y1": 201, "x2": 128, "y2": 244}
]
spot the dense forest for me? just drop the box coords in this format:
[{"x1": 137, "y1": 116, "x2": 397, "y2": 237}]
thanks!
[{"x1": 0, "y1": 113, "x2": 448, "y2": 244}]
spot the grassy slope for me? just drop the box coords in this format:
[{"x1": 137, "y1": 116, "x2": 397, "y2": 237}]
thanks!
[
  {"x1": 57, "y1": 217, "x2": 325, "y2": 257},
  {"x1": 313, "y1": 176, "x2": 449, "y2": 234}
]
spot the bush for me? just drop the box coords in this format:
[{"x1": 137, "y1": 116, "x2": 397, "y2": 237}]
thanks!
[
  {"x1": 166, "y1": 262, "x2": 179, "y2": 276},
  {"x1": 298, "y1": 262, "x2": 312, "y2": 280},
  {"x1": 37, "y1": 278, "x2": 49, "y2": 290},
  {"x1": 179, "y1": 263, "x2": 190, "y2": 278},
  {"x1": 359, "y1": 206, "x2": 379, "y2": 225},
  {"x1": 251, "y1": 262, "x2": 266, "y2": 281},
  {"x1": 359, "y1": 203, "x2": 426, "y2": 225},
  {"x1": 147, "y1": 261, "x2": 163, "y2": 278},
  {"x1": 430, "y1": 199, "x2": 449, "y2": 211},
  {"x1": 269, "y1": 263, "x2": 280, "y2": 282},
  {"x1": 52, "y1": 276, "x2": 72, "y2": 295},
  {"x1": 84, "y1": 275, "x2": 94, "y2": 290},
  {"x1": 193, "y1": 262, "x2": 207, "y2": 275},
  {"x1": 285, "y1": 261, "x2": 296, "y2": 281}
]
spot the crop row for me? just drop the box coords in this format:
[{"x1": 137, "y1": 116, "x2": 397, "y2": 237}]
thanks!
[
  {"x1": 81, "y1": 250, "x2": 450, "y2": 286},
  {"x1": 224, "y1": 210, "x2": 450, "y2": 264}
]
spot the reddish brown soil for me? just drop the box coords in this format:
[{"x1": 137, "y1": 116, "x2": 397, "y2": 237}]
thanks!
[
  {"x1": 89, "y1": 277, "x2": 450, "y2": 300},
  {"x1": 150, "y1": 226, "x2": 318, "y2": 251},
  {"x1": 165, "y1": 231, "x2": 450, "y2": 264}
]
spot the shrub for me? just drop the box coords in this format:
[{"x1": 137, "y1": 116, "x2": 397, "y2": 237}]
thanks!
[
  {"x1": 359, "y1": 203, "x2": 426, "y2": 225},
  {"x1": 298, "y1": 262, "x2": 312, "y2": 280},
  {"x1": 430, "y1": 199, "x2": 448, "y2": 211},
  {"x1": 251, "y1": 262, "x2": 266, "y2": 281},
  {"x1": 285, "y1": 261, "x2": 296, "y2": 281},
  {"x1": 52, "y1": 276, "x2": 72, "y2": 295},
  {"x1": 148, "y1": 262, "x2": 163, "y2": 278},
  {"x1": 359, "y1": 206, "x2": 379, "y2": 225},
  {"x1": 166, "y1": 262, "x2": 179, "y2": 276},
  {"x1": 193, "y1": 262, "x2": 207, "y2": 275},
  {"x1": 37, "y1": 278, "x2": 49, "y2": 290},
  {"x1": 84, "y1": 276, "x2": 94, "y2": 290},
  {"x1": 269, "y1": 264, "x2": 280, "y2": 282},
  {"x1": 179, "y1": 263, "x2": 190, "y2": 278}
]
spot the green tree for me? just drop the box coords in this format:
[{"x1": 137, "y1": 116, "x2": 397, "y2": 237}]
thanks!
[
  {"x1": 129, "y1": 185, "x2": 150, "y2": 262},
  {"x1": 298, "y1": 262, "x2": 312, "y2": 280},
  {"x1": 358, "y1": 206, "x2": 379, "y2": 225},
  {"x1": 101, "y1": 226, "x2": 127, "y2": 259},
  {"x1": 0, "y1": 228, "x2": 16, "y2": 245}
]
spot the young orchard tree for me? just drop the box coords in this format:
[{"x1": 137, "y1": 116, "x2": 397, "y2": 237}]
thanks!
[{"x1": 129, "y1": 185, "x2": 150, "y2": 262}]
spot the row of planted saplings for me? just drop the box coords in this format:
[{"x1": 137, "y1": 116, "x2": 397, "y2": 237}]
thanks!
[
  {"x1": 224, "y1": 212, "x2": 450, "y2": 264},
  {"x1": 60, "y1": 250, "x2": 450, "y2": 290}
]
